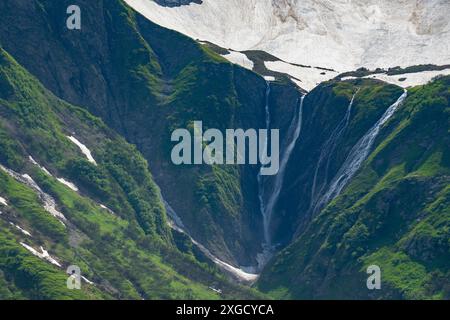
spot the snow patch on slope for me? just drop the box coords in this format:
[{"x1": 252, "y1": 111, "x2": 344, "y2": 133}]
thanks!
[
  {"x1": 0, "y1": 196, "x2": 7, "y2": 206},
  {"x1": 221, "y1": 51, "x2": 254, "y2": 70},
  {"x1": 100, "y1": 204, "x2": 116, "y2": 216},
  {"x1": 265, "y1": 61, "x2": 337, "y2": 91},
  {"x1": 159, "y1": 188, "x2": 258, "y2": 282},
  {"x1": 362, "y1": 69, "x2": 450, "y2": 88},
  {"x1": 20, "y1": 243, "x2": 62, "y2": 267},
  {"x1": 10, "y1": 222, "x2": 32, "y2": 237},
  {"x1": 29, "y1": 156, "x2": 51, "y2": 175},
  {"x1": 67, "y1": 136, "x2": 97, "y2": 165},
  {"x1": 0, "y1": 165, "x2": 67, "y2": 223},
  {"x1": 57, "y1": 178, "x2": 79, "y2": 192},
  {"x1": 29, "y1": 155, "x2": 80, "y2": 192}
]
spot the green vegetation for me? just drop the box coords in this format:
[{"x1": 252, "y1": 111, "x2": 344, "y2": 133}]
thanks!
[
  {"x1": 0, "y1": 46, "x2": 263, "y2": 300},
  {"x1": 258, "y1": 76, "x2": 450, "y2": 300}
]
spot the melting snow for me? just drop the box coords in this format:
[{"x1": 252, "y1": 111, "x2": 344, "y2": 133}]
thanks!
[
  {"x1": 9, "y1": 222, "x2": 32, "y2": 237},
  {"x1": 0, "y1": 196, "x2": 7, "y2": 206},
  {"x1": 362, "y1": 69, "x2": 450, "y2": 88},
  {"x1": 82, "y1": 276, "x2": 94, "y2": 285},
  {"x1": 28, "y1": 156, "x2": 51, "y2": 176},
  {"x1": 67, "y1": 136, "x2": 97, "y2": 165},
  {"x1": 57, "y1": 178, "x2": 79, "y2": 192},
  {"x1": 221, "y1": 51, "x2": 254, "y2": 70},
  {"x1": 0, "y1": 165, "x2": 67, "y2": 224},
  {"x1": 265, "y1": 61, "x2": 338, "y2": 91},
  {"x1": 21, "y1": 174, "x2": 67, "y2": 223},
  {"x1": 20, "y1": 242, "x2": 62, "y2": 267},
  {"x1": 125, "y1": 0, "x2": 450, "y2": 90},
  {"x1": 29, "y1": 155, "x2": 79, "y2": 192},
  {"x1": 159, "y1": 188, "x2": 258, "y2": 282},
  {"x1": 100, "y1": 204, "x2": 116, "y2": 215}
]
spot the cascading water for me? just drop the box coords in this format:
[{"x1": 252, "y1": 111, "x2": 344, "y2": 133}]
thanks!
[
  {"x1": 257, "y1": 81, "x2": 272, "y2": 247},
  {"x1": 314, "y1": 90, "x2": 408, "y2": 213},
  {"x1": 310, "y1": 92, "x2": 357, "y2": 208},
  {"x1": 264, "y1": 95, "x2": 305, "y2": 245},
  {"x1": 256, "y1": 87, "x2": 306, "y2": 269}
]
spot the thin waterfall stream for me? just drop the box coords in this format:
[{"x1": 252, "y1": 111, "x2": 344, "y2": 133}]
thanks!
[
  {"x1": 314, "y1": 90, "x2": 408, "y2": 214},
  {"x1": 310, "y1": 92, "x2": 358, "y2": 208},
  {"x1": 257, "y1": 84, "x2": 306, "y2": 268}
]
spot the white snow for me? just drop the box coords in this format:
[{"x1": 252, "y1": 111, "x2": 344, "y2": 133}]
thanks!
[
  {"x1": 363, "y1": 69, "x2": 450, "y2": 88},
  {"x1": 0, "y1": 165, "x2": 67, "y2": 223},
  {"x1": 221, "y1": 51, "x2": 254, "y2": 70},
  {"x1": 82, "y1": 276, "x2": 94, "y2": 285},
  {"x1": 0, "y1": 196, "x2": 7, "y2": 206},
  {"x1": 9, "y1": 222, "x2": 32, "y2": 237},
  {"x1": 29, "y1": 155, "x2": 79, "y2": 192},
  {"x1": 159, "y1": 187, "x2": 258, "y2": 282},
  {"x1": 125, "y1": 0, "x2": 450, "y2": 90},
  {"x1": 29, "y1": 156, "x2": 51, "y2": 176},
  {"x1": 341, "y1": 76, "x2": 358, "y2": 81},
  {"x1": 100, "y1": 204, "x2": 116, "y2": 215},
  {"x1": 20, "y1": 243, "x2": 62, "y2": 267},
  {"x1": 20, "y1": 174, "x2": 67, "y2": 222},
  {"x1": 67, "y1": 136, "x2": 97, "y2": 165},
  {"x1": 57, "y1": 178, "x2": 79, "y2": 192},
  {"x1": 265, "y1": 60, "x2": 337, "y2": 91}
]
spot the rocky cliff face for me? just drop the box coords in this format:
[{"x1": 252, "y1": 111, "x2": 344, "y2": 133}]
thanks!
[
  {"x1": 258, "y1": 76, "x2": 450, "y2": 299},
  {"x1": 0, "y1": 0, "x2": 301, "y2": 267},
  {"x1": 1, "y1": 0, "x2": 448, "y2": 300},
  {"x1": 0, "y1": 46, "x2": 264, "y2": 299}
]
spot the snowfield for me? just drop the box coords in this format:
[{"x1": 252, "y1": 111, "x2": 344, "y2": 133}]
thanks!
[
  {"x1": 221, "y1": 51, "x2": 254, "y2": 70},
  {"x1": 265, "y1": 60, "x2": 338, "y2": 91},
  {"x1": 125, "y1": 0, "x2": 450, "y2": 90}
]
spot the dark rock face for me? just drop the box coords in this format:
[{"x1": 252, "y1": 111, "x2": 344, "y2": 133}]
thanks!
[
  {"x1": 268, "y1": 81, "x2": 403, "y2": 247},
  {"x1": 0, "y1": 0, "x2": 299, "y2": 266},
  {"x1": 258, "y1": 77, "x2": 450, "y2": 299},
  {"x1": 154, "y1": 0, "x2": 202, "y2": 7}
]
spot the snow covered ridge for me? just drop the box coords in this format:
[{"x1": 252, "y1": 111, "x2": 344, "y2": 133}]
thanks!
[
  {"x1": 342, "y1": 69, "x2": 450, "y2": 89},
  {"x1": 125, "y1": 0, "x2": 450, "y2": 90}
]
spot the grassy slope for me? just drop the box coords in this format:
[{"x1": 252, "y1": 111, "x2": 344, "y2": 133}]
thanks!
[
  {"x1": 0, "y1": 0, "x2": 301, "y2": 265},
  {"x1": 258, "y1": 76, "x2": 450, "y2": 299},
  {"x1": 0, "y1": 47, "x2": 264, "y2": 299}
]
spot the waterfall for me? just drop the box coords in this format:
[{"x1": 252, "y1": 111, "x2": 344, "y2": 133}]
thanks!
[
  {"x1": 310, "y1": 92, "x2": 357, "y2": 207},
  {"x1": 263, "y1": 95, "x2": 305, "y2": 247},
  {"x1": 257, "y1": 81, "x2": 272, "y2": 246},
  {"x1": 314, "y1": 90, "x2": 408, "y2": 213}
]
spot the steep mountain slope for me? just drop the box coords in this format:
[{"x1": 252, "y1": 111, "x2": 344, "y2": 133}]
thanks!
[
  {"x1": 1, "y1": 0, "x2": 448, "y2": 301},
  {"x1": 0, "y1": 0, "x2": 304, "y2": 268},
  {"x1": 260, "y1": 79, "x2": 405, "y2": 247},
  {"x1": 126, "y1": 0, "x2": 450, "y2": 88},
  {"x1": 0, "y1": 46, "x2": 263, "y2": 299},
  {"x1": 258, "y1": 76, "x2": 450, "y2": 299}
]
